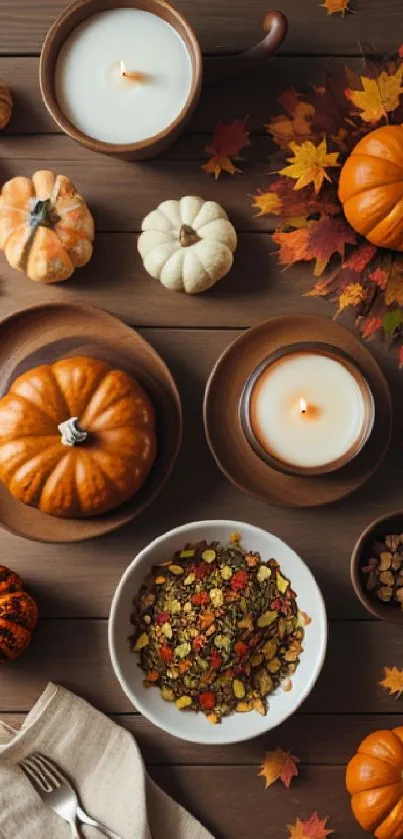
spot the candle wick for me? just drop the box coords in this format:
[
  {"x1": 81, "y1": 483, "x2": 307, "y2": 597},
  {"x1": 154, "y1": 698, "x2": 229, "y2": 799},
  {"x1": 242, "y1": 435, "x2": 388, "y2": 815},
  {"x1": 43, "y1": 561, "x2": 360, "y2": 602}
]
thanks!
[{"x1": 119, "y1": 60, "x2": 147, "y2": 82}]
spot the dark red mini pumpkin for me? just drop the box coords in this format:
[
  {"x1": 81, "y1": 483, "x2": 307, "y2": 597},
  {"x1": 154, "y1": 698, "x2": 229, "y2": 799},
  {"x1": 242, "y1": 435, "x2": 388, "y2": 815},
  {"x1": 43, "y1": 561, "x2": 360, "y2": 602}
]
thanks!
[{"x1": 0, "y1": 565, "x2": 38, "y2": 662}]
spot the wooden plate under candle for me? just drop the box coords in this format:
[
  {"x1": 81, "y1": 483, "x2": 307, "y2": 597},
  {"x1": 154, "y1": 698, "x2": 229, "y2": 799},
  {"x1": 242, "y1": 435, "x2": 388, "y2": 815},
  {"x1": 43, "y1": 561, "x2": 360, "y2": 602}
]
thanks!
[
  {"x1": 203, "y1": 315, "x2": 392, "y2": 508},
  {"x1": 0, "y1": 303, "x2": 182, "y2": 542}
]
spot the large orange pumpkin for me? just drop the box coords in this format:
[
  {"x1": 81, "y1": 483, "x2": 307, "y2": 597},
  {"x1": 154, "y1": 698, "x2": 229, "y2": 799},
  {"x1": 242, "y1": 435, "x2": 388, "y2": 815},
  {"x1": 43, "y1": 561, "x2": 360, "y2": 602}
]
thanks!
[
  {"x1": 339, "y1": 125, "x2": 403, "y2": 251},
  {"x1": 0, "y1": 565, "x2": 38, "y2": 663},
  {"x1": 0, "y1": 170, "x2": 94, "y2": 282},
  {"x1": 346, "y1": 727, "x2": 403, "y2": 838},
  {"x1": 0, "y1": 356, "x2": 156, "y2": 518}
]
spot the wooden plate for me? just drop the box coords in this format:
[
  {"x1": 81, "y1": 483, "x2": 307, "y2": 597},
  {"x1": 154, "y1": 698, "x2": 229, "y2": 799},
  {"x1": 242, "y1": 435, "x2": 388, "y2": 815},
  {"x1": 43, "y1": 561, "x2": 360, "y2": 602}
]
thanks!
[
  {"x1": 203, "y1": 315, "x2": 392, "y2": 508},
  {"x1": 0, "y1": 303, "x2": 182, "y2": 542}
]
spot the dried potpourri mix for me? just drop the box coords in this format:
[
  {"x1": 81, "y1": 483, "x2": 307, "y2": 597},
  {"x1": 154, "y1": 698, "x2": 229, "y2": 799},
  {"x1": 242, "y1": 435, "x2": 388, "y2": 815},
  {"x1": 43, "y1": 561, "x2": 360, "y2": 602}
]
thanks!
[
  {"x1": 362, "y1": 533, "x2": 403, "y2": 607},
  {"x1": 129, "y1": 535, "x2": 304, "y2": 723}
]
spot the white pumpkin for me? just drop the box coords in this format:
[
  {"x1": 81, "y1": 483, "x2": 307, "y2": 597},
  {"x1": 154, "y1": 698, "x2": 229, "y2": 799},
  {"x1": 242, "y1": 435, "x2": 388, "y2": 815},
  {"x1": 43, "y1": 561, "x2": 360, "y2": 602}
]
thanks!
[{"x1": 137, "y1": 196, "x2": 237, "y2": 294}]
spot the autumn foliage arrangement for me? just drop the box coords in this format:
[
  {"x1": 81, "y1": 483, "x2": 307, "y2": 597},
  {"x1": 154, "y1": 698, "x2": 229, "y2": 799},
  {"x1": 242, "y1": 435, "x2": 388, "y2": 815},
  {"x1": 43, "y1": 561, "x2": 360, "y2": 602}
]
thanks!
[{"x1": 249, "y1": 51, "x2": 403, "y2": 365}]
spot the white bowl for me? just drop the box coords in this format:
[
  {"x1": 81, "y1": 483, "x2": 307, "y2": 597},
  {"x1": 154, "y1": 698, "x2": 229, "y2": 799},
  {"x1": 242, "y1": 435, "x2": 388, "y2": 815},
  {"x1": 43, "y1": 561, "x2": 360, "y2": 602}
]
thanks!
[{"x1": 108, "y1": 520, "x2": 327, "y2": 745}]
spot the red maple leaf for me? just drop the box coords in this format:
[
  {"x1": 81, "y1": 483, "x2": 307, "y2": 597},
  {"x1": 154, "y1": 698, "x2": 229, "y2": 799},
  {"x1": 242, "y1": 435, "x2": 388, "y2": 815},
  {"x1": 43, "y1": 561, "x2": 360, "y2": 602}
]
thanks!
[
  {"x1": 203, "y1": 118, "x2": 250, "y2": 179},
  {"x1": 360, "y1": 315, "x2": 383, "y2": 338},
  {"x1": 274, "y1": 216, "x2": 356, "y2": 277},
  {"x1": 343, "y1": 242, "x2": 376, "y2": 272},
  {"x1": 368, "y1": 266, "x2": 389, "y2": 290}
]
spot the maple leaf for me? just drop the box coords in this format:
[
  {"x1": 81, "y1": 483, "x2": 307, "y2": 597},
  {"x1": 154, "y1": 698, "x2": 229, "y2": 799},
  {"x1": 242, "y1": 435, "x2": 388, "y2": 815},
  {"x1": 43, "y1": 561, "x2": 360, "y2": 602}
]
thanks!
[
  {"x1": 278, "y1": 88, "x2": 301, "y2": 116},
  {"x1": 368, "y1": 266, "x2": 389, "y2": 290},
  {"x1": 380, "y1": 666, "x2": 403, "y2": 697},
  {"x1": 321, "y1": 0, "x2": 351, "y2": 15},
  {"x1": 385, "y1": 258, "x2": 403, "y2": 306},
  {"x1": 346, "y1": 65, "x2": 403, "y2": 122},
  {"x1": 399, "y1": 45, "x2": 403, "y2": 60},
  {"x1": 383, "y1": 309, "x2": 403, "y2": 338},
  {"x1": 288, "y1": 813, "x2": 334, "y2": 839},
  {"x1": 360, "y1": 316, "x2": 383, "y2": 339},
  {"x1": 258, "y1": 747, "x2": 300, "y2": 789},
  {"x1": 338, "y1": 281, "x2": 366, "y2": 312},
  {"x1": 274, "y1": 217, "x2": 356, "y2": 277},
  {"x1": 399, "y1": 345, "x2": 403, "y2": 367},
  {"x1": 279, "y1": 138, "x2": 340, "y2": 194},
  {"x1": 343, "y1": 243, "x2": 376, "y2": 272},
  {"x1": 252, "y1": 190, "x2": 282, "y2": 216},
  {"x1": 203, "y1": 118, "x2": 250, "y2": 179},
  {"x1": 307, "y1": 216, "x2": 357, "y2": 275},
  {"x1": 266, "y1": 101, "x2": 315, "y2": 149}
]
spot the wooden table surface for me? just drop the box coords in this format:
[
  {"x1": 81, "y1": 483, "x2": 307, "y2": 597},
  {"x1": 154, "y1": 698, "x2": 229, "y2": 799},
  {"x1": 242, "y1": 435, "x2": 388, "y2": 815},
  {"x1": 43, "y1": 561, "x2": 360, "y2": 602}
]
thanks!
[{"x1": 2, "y1": 1, "x2": 403, "y2": 836}]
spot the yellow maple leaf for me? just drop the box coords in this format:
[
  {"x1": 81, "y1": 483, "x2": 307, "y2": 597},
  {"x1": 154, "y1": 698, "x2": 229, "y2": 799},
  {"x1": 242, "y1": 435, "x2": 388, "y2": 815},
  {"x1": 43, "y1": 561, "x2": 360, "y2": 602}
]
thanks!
[
  {"x1": 279, "y1": 137, "x2": 340, "y2": 194},
  {"x1": 380, "y1": 666, "x2": 403, "y2": 698},
  {"x1": 202, "y1": 154, "x2": 240, "y2": 180},
  {"x1": 321, "y1": 0, "x2": 351, "y2": 15},
  {"x1": 338, "y1": 282, "x2": 366, "y2": 312},
  {"x1": 252, "y1": 191, "x2": 282, "y2": 216},
  {"x1": 266, "y1": 101, "x2": 315, "y2": 149},
  {"x1": 347, "y1": 66, "x2": 403, "y2": 122}
]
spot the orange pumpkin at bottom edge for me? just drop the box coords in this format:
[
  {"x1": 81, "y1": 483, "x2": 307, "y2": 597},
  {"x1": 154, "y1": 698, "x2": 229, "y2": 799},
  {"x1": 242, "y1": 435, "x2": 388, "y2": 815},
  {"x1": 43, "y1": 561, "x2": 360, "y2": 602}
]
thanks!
[
  {"x1": 0, "y1": 565, "x2": 38, "y2": 662},
  {"x1": 346, "y1": 728, "x2": 403, "y2": 838},
  {"x1": 339, "y1": 124, "x2": 403, "y2": 251}
]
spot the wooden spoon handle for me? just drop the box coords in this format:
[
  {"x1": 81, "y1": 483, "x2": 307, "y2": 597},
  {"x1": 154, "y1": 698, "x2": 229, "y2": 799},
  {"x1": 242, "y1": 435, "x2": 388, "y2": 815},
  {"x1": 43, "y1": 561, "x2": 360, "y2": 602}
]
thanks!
[{"x1": 202, "y1": 10, "x2": 288, "y2": 84}]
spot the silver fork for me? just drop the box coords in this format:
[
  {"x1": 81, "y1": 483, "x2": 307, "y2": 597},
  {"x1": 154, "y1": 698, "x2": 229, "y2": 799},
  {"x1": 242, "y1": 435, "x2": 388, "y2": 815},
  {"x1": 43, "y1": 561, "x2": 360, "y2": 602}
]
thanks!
[{"x1": 19, "y1": 752, "x2": 123, "y2": 839}]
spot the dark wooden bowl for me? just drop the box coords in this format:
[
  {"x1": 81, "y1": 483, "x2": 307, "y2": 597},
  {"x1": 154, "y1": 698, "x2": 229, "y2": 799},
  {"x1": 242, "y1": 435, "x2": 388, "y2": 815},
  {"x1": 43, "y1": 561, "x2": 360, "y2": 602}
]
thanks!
[
  {"x1": 39, "y1": 0, "x2": 287, "y2": 159},
  {"x1": 351, "y1": 511, "x2": 403, "y2": 624}
]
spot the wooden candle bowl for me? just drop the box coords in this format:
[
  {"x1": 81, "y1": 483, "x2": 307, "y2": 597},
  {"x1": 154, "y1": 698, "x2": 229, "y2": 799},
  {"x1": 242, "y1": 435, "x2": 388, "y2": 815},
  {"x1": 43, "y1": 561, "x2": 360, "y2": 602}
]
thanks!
[
  {"x1": 39, "y1": 0, "x2": 287, "y2": 159},
  {"x1": 351, "y1": 511, "x2": 403, "y2": 624},
  {"x1": 240, "y1": 342, "x2": 376, "y2": 478}
]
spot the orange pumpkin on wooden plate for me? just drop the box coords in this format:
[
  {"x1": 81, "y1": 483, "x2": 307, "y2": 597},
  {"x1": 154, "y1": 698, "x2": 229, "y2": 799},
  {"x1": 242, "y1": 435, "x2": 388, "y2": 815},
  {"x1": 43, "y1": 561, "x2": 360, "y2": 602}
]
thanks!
[
  {"x1": 0, "y1": 565, "x2": 38, "y2": 662},
  {"x1": 346, "y1": 727, "x2": 403, "y2": 837},
  {"x1": 339, "y1": 125, "x2": 403, "y2": 251},
  {"x1": 0, "y1": 356, "x2": 157, "y2": 518},
  {"x1": 0, "y1": 169, "x2": 94, "y2": 282}
]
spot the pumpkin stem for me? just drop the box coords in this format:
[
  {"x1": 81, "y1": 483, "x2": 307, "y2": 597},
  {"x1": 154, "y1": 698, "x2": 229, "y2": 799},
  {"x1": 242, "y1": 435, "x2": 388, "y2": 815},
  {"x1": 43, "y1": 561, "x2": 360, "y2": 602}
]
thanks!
[
  {"x1": 58, "y1": 417, "x2": 88, "y2": 447},
  {"x1": 179, "y1": 224, "x2": 201, "y2": 247},
  {"x1": 30, "y1": 198, "x2": 60, "y2": 231}
]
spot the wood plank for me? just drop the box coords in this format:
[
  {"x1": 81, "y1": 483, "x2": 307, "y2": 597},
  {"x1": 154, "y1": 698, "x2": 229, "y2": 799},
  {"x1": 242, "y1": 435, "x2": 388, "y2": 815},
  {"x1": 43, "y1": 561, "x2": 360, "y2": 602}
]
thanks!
[
  {"x1": 0, "y1": 0, "x2": 399, "y2": 56},
  {"x1": 0, "y1": 56, "x2": 361, "y2": 134},
  {"x1": 1, "y1": 619, "x2": 402, "y2": 714},
  {"x1": 148, "y1": 765, "x2": 359, "y2": 839},
  {"x1": 2, "y1": 326, "x2": 402, "y2": 623},
  {"x1": 1, "y1": 712, "x2": 398, "y2": 765}
]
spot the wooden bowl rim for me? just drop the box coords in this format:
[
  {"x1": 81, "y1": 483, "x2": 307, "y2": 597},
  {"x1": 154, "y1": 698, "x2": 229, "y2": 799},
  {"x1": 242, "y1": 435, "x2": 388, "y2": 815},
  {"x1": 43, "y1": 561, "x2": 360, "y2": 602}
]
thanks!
[
  {"x1": 0, "y1": 301, "x2": 183, "y2": 543},
  {"x1": 39, "y1": 0, "x2": 203, "y2": 155},
  {"x1": 350, "y1": 509, "x2": 403, "y2": 624}
]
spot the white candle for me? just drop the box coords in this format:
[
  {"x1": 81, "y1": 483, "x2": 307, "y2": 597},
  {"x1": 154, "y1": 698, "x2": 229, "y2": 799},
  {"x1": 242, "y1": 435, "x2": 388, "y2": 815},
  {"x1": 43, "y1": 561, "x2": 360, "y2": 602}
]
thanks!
[
  {"x1": 55, "y1": 8, "x2": 193, "y2": 144},
  {"x1": 248, "y1": 352, "x2": 372, "y2": 471}
]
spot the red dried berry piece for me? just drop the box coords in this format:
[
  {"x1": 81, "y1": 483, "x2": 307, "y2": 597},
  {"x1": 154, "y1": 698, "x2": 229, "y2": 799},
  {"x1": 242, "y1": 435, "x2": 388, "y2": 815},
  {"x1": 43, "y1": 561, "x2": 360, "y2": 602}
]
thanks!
[
  {"x1": 193, "y1": 635, "x2": 204, "y2": 651},
  {"x1": 194, "y1": 563, "x2": 210, "y2": 580},
  {"x1": 159, "y1": 646, "x2": 172, "y2": 664},
  {"x1": 156, "y1": 611, "x2": 170, "y2": 625},
  {"x1": 234, "y1": 640, "x2": 248, "y2": 658},
  {"x1": 210, "y1": 651, "x2": 222, "y2": 670},
  {"x1": 199, "y1": 691, "x2": 216, "y2": 710},
  {"x1": 191, "y1": 591, "x2": 210, "y2": 606},
  {"x1": 230, "y1": 570, "x2": 248, "y2": 591}
]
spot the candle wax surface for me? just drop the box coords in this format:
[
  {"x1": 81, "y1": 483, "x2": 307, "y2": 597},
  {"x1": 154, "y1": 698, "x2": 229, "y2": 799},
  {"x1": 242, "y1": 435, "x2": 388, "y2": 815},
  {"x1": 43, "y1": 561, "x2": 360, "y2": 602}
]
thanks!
[
  {"x1": 55, "y1": 8, "x2": 193, "y2": 144},
  {"x1": 250, "y1": 352, "x2": 366, "y2": 469}
]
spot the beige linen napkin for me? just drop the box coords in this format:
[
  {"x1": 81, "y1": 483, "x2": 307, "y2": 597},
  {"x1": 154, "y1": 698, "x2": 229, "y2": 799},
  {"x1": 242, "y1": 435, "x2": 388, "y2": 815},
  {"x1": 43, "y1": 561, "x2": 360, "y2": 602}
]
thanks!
[{"x1": 0, "y1": 682, "x2": 214, "y2": 839}]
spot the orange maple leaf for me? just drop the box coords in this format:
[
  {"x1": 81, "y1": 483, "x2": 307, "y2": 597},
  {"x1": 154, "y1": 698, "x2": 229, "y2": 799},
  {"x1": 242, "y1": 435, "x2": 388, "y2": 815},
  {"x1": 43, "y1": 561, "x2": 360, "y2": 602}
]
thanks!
[
  {"x1": 279, "y1": 138, "x2": 340, "y2": 194},
  {"x1": 252, "y1": 190, "x2": 282, "y2": 216},
  {"x1": 346, "y1": 66, "x2": 403, "y2": 122},
  {"x1": 321, "y1": 0, "x2": 351, "y2": 15},
  {"x1": 360, "y1": 315, "x2": 383, "y2": 339},
  {"x1": 203, "y1": 118, "x2": 250, "y2": 179},
  {"x1": 274, "y1": 217, "x2": 356, "y2": 277},
  {"x1": 266, "y1": 101, "x2": 315, "y2": 149},
  {"x1": 380, "y1": 666, "x2": 403, "y2": 698},
  {"x1": 288, "y1": 813, "x2": 334, "y2": 839},
  {"x1": 368, "y1": 267, "x2": 389, "y2": 290},
  {"x1": 258, "y1": 747, "x2": 300, "y2": 789}
]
